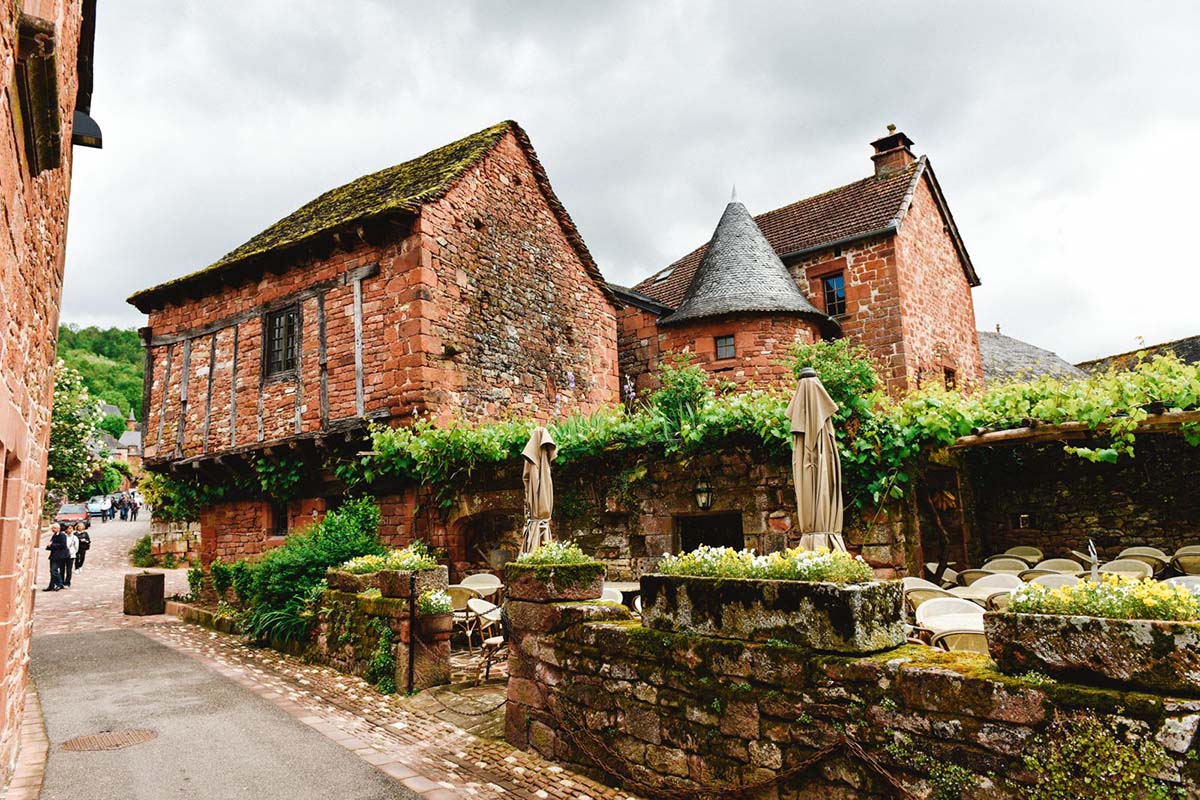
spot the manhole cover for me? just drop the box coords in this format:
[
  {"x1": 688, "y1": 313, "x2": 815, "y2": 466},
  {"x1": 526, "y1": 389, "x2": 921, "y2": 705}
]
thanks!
[{"x1": 61, "y1": 729, "x2": 158, "y2": 751}]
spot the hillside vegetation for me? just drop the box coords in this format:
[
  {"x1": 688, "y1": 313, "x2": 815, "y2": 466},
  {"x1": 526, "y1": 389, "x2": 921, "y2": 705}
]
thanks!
[{"x1": 56, "y1": 325, "x2": 143, "y2": 418}]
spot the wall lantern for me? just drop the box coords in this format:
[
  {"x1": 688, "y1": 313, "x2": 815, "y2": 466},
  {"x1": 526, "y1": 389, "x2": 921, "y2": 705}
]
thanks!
[{"x1": 693, "y1": 479, "x2": 714, "y2": 511}]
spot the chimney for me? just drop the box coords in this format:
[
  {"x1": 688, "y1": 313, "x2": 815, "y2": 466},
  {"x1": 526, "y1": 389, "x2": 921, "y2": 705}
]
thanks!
[{"x1": 870, "y1": 124, "x2": 916, "y2": 176}]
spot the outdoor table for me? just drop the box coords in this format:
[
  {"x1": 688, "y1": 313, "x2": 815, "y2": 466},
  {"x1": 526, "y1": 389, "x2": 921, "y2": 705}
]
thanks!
[
  {"x1": 922, "y1": 613, "x2": 985, "y2": 636},
  {"x1": 948, "y1": 586, "x2": 1010, "y2": 605},
  {"x1": 604, "y1": 581, "x2": 641, "y2": 606}
]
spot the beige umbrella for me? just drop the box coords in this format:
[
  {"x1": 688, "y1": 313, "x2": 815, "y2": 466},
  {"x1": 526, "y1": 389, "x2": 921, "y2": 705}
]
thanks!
[
  {"x1": 520, "y1": 426, "x2": 557, "y2": 555},
  {"x1": 786, "y1": 368, "x2": 846, "y2": 551}
]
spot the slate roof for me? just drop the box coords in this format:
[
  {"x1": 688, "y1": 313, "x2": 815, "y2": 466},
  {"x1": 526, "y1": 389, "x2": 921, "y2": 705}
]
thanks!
[
  {"x1": 659, "y1": 201, "x2": 834, "y2": 333},
  {"x1": 1076, "y1": 335, "x2": 1200, "y2": 374},
  {"x1": 129, "y1": 121, "x2": 612, "y2": 311},
  {"x1": 118, "y1": 429, "x2": 142, "y2": 450},
  {"x1": 99, "y1": 402, "x2": 122, "y2": 418},
  {"x1": 635, "y1": 157, "x2": 979, "y2": 308},
  {"x1": 978, "y1": 331, "x2": 1085, "y2": 382}
]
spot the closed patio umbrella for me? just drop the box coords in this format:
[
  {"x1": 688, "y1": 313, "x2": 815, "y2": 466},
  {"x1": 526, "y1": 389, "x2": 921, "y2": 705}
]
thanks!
[
  {"x1": 520, "y1": 426, "x2": 557, "y2": 555},
  {"x1": 787, "y1": 368, "x2": 846, "y2": 551}
]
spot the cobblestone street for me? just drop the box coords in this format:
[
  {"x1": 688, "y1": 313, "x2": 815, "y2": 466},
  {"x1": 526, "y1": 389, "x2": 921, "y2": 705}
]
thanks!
[{"x1": 9, "y1": 518, "x2": 637, "y2": 800}]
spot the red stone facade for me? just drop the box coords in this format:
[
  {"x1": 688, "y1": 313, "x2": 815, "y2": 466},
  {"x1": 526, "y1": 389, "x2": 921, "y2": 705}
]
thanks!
[
  {"x1": 0, "y1": 0, "x2": 85, "y2": 787},
  {"x1": 618, "y1": 307, "x2": 820, "y2": 394}
]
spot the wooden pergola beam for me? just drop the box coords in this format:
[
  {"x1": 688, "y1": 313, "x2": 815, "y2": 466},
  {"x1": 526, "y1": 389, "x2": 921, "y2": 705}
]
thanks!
[{"x1": 949, "y1": 409, "x2": 1200, "y2": 450}]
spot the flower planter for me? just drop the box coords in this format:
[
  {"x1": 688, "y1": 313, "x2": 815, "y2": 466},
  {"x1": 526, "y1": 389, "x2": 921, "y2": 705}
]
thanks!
[
  {"x1": 377, "y1": 565, "x2": 449, "y2": 599},
  {"x1": 503, "y1": 561, "x2": 606, "y2": 602},
  {"x1": 416, "y1": 612, "x2": 454, "y2": 639},
  {"x1": 639, "y1": 574, "x2": 904, "y2": 653},
  {"x1": 325, "y1": 568, "x2": 379, "y2": 594},
  {"x1": 985, "y1": 611, "x2": 1200, "y2": 696}
]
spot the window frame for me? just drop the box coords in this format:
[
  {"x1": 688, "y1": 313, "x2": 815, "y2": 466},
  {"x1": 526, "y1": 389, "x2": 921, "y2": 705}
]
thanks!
[
  {"x1": 821, "y1": 272, "x2": 847, "y2": 317},
  {"x1": 263, "y1": 304, "x2": 300, "y2": 379},
  {"x1": 714, "y1": 334, "x2": 736, "y2": 361}
]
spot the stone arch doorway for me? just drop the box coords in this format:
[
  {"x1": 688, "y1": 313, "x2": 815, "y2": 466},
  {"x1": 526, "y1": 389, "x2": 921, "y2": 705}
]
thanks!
[{"x1": 450, "y1": 510, "x2": 523, "y2": 581}]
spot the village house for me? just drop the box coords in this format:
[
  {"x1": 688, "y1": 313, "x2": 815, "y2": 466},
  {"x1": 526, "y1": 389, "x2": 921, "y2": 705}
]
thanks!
[
  {"x1": 617, "y1": 127, "x2": 984, "y2": 394},
  {"x1": 0, "y1": 0, "x2": 100, "y2": 787},
  {"x1": 128, "y1": 121, "x2": 620, "y2": 564}
]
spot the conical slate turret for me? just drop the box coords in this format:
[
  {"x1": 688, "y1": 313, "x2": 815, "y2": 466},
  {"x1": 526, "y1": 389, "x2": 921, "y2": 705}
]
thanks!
[{"x1": 660, "y1": 200, "x2": 833, "y2": 327}]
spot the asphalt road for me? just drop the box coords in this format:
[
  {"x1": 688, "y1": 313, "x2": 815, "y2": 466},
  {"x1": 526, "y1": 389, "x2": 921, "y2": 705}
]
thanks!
[{"x1": 31, "y1": 630, "x2": 417, "y2": 800}]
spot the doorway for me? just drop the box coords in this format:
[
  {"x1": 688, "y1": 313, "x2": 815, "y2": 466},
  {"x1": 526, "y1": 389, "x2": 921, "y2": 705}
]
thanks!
[{"x1": 676, "y1": 512, "x2": 744, "y2": 553}]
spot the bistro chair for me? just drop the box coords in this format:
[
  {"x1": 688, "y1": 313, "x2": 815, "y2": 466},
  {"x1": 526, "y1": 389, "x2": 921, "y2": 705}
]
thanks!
[
  {"x1": 985, "y1": 591, "x2": 1013, "y2": 611},
  {"x1": 979, "y1": 557, "x2": 1028, "y2": 573},
  {"x1": 1018, "y1": 568, "x2": 1055, "y2": 582},
  {"x1": 957, "y1": 569, "x2": 995, "y2": 586},
  {"x1": 477, "y1": 635, "x2": 507, "y2": 683},
  {"x1": 914, "y1": 597, "x2": 984, "y2": 629},
  {"x1": 1031, "y1": 573, "x2": 1080, "y2": 589},
  {"x1": 1121, "y1": 553, "x2": 1167, "y2": 576},
  {"x1": 1004, "y1": 546, "x2": 1044, "y2": 563},
  {"x1": 971, "y1": 573, "x2": 1023, "y2": 591},
  {"x1": 1034, "y1": 558, "x2": 1084, "y2": 574},
  {"x1": 600, "y1": 587, "x2": 624, "y2": 604},
  {"x1": 467, "y1": 597, "x2": 503, "y2": 641},
  {"x1": 904, "y1": 587, "x2": 956, "y2": 614},
  {"x1": 1120, "y1": 546, "x2": 1169, "y2": 560},
  {"x1": 1175, "y1": 546, "x2": 1200, "y2": 558},
  {"x1": 633, "y1": 594, "x2": 643, "y2": 614},
  {"x1": 1165, "y1": 576, "x2": 1200, "y2": 593},
  {"x1": 931, "y1": 630, "x2": 990, "y2": 654},
  {"x1": 1098, "y1": 559, "x2": 1153, "y2": 579},
  {"x1": 460, "y1": 572, "x2": 503, "y2": 600},
  {"x1": 448, "y1": 585, "x2": 483, "y2": 653},
  {"x1": 924, "y1": 563, "x2": 960, "y2": 588},
  {"x1": 1171, "y1": 554, "x2": 1200, "y2": 576},
  {"x1": 903, "y1": 577, "x2": 944, "y2": 592}
]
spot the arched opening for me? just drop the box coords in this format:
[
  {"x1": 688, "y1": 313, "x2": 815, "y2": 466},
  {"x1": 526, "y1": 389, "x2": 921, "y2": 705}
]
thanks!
[{"x1": 450, "y1": 510, "x2": 523, "y2": 581}]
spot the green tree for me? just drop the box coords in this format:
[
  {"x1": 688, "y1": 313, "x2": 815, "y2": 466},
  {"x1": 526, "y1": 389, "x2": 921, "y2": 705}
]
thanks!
[
  {"x1": 46, "y1": 361, "x2": 103, "y2": 503},
  {"x1": 56, "y1": 324, "x2": 143, "y2": 419},
  {"x1": 99, "y1": 413, "x2": 126, "y2": 440}
]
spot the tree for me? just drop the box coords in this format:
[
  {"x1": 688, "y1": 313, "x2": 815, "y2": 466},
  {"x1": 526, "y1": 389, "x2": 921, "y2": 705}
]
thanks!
[
  {"x1": 46, "y1": 361, "x2": 103, "y2": 503},
  {"x1": 99, "y1": 413, "x2": 127, "y2": 440}
]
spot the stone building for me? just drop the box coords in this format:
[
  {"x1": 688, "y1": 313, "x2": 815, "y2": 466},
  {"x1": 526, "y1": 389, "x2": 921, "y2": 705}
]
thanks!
[
  {"x1": 129, "y1": 121, "x2": 620, "y2": 561},
  {"x1": 621, "y1": 128, "x2": 983, "y2": 394},
  {"x1": 0, "y1": 0, "x2": 100, "y2": 788}
]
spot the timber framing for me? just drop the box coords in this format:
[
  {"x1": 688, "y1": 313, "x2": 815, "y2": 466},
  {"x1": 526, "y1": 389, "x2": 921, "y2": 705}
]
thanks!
[{"x1": 949, "y1": 410, "x2": 1200, "y2": 449}]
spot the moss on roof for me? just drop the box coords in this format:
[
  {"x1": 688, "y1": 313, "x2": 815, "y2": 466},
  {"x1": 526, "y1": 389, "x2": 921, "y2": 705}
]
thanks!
[{"x1": 128, "y1": 121, "x2": 513, "y2": 305}]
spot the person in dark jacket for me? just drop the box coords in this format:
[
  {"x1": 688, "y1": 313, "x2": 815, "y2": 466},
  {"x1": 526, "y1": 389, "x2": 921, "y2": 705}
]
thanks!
[
  {"x1": 45, "y1": 523, "x2": 70, "y2": 591},
  {"x1": 74, "y1": 523, "x2": 91, "y2": 571}
]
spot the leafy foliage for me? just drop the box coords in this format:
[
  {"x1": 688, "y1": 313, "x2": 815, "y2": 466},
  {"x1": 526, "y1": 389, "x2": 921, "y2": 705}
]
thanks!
[
  {"x1": 416, "y1": 589, "x2": 452, "y2": 616},
  {"x1": 187, "y1": 564, "x2": 206, "y2": 599},
  {"x1": 1010, "y1": 575, "x2": 1200, "y2": 622},
  {"x1": 655, "y1": 545, "x2": 874, "y2": 584},
  {"x1": 46, "y1": 361, "x2": 104, "y2": 502},
  {"x1": 129, "y1": 534, "x2": 155, "y2": 568},
  {"x1": 209, "y1": 560, "x2": 234, "y2": 598},
  {"x1": 516, "y1": 541, "x2": 596, "y2": 565},
  {"x1": 56, "y1": 325, "x2": 143, "y2": 418},
  {"x1": 364, "y1": 618, "x2": 397, "y2": 694},
  {"x1": 340, "y1": 542, "x2": 438, "y2": 574},
  {"x1": 240, "y1": 581, "x2": 325, "y2": 645},
  {"x1": 1022, "y1": 711, "x2": 1185, "y2": 800},
  {"x1": 99, "y1": 414, "x2": 127, "y2": 440},
  {"x1": 80, "y1": 462, "x2": 123, "y2": 498},
  {"x1": 138, "y1": 471, "x2": 225, "y2": 523}
]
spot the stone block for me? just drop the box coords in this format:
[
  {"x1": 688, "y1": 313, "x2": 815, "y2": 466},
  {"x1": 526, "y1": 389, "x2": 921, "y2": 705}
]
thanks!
[
  {"x1": 503, "y1": 561, "x2": 606, "y2": 602},
  {"x1": 123, "y1": 572, "x2": 165, "y2": 616},
  {"x1": 641, "y1": 574, "x2": 904, "y2": 653},
  {"x1": 377, "y1": 565, "x2": 448, "y2": 598}
]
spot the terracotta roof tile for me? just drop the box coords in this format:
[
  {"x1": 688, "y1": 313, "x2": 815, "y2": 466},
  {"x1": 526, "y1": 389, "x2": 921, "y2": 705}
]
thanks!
[{"x1": 635, "y1": 160, "x2": 924, "y2": 308}]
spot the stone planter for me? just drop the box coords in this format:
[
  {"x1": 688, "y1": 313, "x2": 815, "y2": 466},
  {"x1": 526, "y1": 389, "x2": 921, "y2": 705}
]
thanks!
[
  {"x1": 416, "y1": 612, "x2": 454, "y2": 639},
  {"x1": 123, "y1": 571, "x2": 165, "y2": 616},
  {"x1": 378, "y1": 565, "x2": 449, "y2": 599},
  {"x1": 640, "y1": 574, "x2": 904, "y2": 653},
  {"x1": 325, "y1": 568, "x2": 378, "y2": 594},
  {"x1": 985, "y1": 611, "x2": 1200, "y2": 695},
  {"x1": 503, "y1": 561, "x2": 606, "y2": 602}
]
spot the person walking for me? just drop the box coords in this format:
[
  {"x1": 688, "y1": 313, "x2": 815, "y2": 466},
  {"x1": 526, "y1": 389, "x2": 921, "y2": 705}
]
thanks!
[
  {"x1": 130, "y1": 497, "x2": 139, "y2": 522},
  {"x1": 45, "y1": 523, "x2": 69, "y2": 591},
  {"x1": 64, "y1": 525, "x2": 79, "y2": 587},
  {"x1": 99, "y1": 494, "x2": 110, "y2": 523},
  {"x1": 74, "y1": 523, "x2": 91, "y2": 571},
  {"x1": 121, "y1": 496, "x2": 130, "y2": 521}
]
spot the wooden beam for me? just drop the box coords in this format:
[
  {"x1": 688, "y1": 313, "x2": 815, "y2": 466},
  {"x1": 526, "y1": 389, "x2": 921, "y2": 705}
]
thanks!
[
  {"x1": 202, "y1": 330, "x2": 217, "y2": 454},
  {"x1": 353, "y1": 273, "x2": 365, "y2": 417},
  {"x1": 174, "y1": 338, "x2": 191, "y2": 458},
  {"x1": 156, "y1": 342, "x2": 174, "y2": 452},
  {"x1": 317, "y1": 290, "x2": 329, "y2": 428},
  {"x1": 293, "y1": 303, "x2": 303, "y2": 435},
  {"x1": 950, "y1": 410, "x2": 1200, "y2": 450},
  {"x1": 229, "y1": 323, "x2": 239, "y2": 447}
]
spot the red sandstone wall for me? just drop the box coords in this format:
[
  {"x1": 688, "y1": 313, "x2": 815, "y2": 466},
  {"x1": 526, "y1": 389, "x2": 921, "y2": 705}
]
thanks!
[
  {"x1": 0, "y1": 0, "x2": 83, "y2": 786},
  {"x1": 419, "y1": 132, "x2": 619, "y2": 421},
  {"x1": 618, "y1": 309, "x2": 817, "y2": 396},
  {"x1": 894, "y1": 177, "x2": 983, "y2": 390}
]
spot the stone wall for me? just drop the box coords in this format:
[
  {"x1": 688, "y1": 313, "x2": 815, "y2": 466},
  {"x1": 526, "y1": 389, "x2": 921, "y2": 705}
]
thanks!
[
  {"x1": 0, "y1": 0, "x2": 83, "y2": 787},
  {"x1": 505, "y1": 600, "x2": 1200, "y2": 798},
  {"x1": 149, "y1": 519, "x2": 201, "y2": 564},
  {"x1": 960, "y1": 434, "x2": 1200, "y2": 563},
  {"x1": 618, "y1": 309, "x2": 819, "y2": 396}
]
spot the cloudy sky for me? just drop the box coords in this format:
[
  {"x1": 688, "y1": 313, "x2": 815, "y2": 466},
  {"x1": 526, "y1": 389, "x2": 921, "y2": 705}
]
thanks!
[{"x1": 64, "y1": 1, "x2": 1199, "y2": 363}]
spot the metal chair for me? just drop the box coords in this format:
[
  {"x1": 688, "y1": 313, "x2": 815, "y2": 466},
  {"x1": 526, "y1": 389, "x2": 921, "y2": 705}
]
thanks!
[
  {"x1": 633, "y1": 594, "x2": 643, "y2": 614},
  {"x1": 1004, "y1": 546, "x2": 1044, "y2": 563},
  {"x1": 600, "y1": 587, "x2": 623, "y2": 604},
  {"x1": 1031, "y1": 573, "x2": 1080, "y2": 589},
  {"x1": 476, "y1": 635, "x2": 507, "y2": 683},
  {"x1": 924, "y1": 562, "x2": 960, "y2": 588},
  {"x1": 1018, "y1": 568, "x2": 1055, "y2": 582},
  {"x1": 1165, "y1": 576, "x2": 1200, "y2": 592},
  {"x1": 914, "y1": 597, "x2": 984, "y2": 628},
  {"x1": 448, "y1": 585, "x2": 483, "y2": 653},
  {"x1": 467, "y1": 597, "x2": 503, "y2": 641},
  {"x1": 1171, "y1": 554, "x2": 1200, "y2": 576},
  {"x1": 931, "y1": 629, "x2": 990, "y2": 654},
  {"x1": 1120, "y1": 546, "x2": 1169, "y2": 560},
  {"x1": 1121, "y1": 553, "x2": 1167, "y2": 576},
  {"x1": 904, "y1": 587, "x2": 956, "y2": 614},
  {"x1": 1174, "y1": 546, "x2": 1200, "y2": 558},
  {"x1": 985, "y1": 591, "x2": 1013, "y2": 611},
  {"x1": 903, "y1": 577, "x2": 944, "y2": 592},
  {"x1": 970, "y1": 573, "x2": 1023, "y2": 591},
  {"x1": 1098, "y1": 559, "x2": 1153, "y2": 579},
  {"x1": 460, "y1": 572, "x2": 503, "y2": 599}
]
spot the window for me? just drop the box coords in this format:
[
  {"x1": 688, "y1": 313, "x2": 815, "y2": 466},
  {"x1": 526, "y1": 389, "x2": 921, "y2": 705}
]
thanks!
[
  {"x1": 821, "y1": 273, "x2": 846, "y2": 316},
  {"x1": 943, "y1": 367, "x2": 957, "y2": 390},
  {"x1": 714, "y1": 335, "x2": 736, "y2": 360},
  {"x1": 264, "y1": 306, "x2": 298, "y2": 376},
  {"x1": 269, "y1": 500, "x2": 289, "y2": 537}
]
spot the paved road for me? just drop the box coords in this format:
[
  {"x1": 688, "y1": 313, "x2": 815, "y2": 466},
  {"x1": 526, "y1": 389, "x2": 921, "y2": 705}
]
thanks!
[
  {"x1": 33, "y1": 518, "x2": 188, "y2": 635},
  {"x1": 32, "y1": 630, "x2": 415, "y2": 800}
]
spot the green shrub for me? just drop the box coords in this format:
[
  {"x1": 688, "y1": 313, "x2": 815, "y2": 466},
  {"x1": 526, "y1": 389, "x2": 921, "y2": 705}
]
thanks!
[
  {"x1": 364, "y1": 618, "x2": 397, "y2": 694},
  {"x1": 416, "y1": 589, "x2": 452, "y2": 616},
  {"x1": 656, "y1": 545, "x2": 874, "y2": 584},
  {"x1": 129, "y1": 534, "x2": 155, "y2": 567},
  {"x1": 229, "y1": 560, "x2": 256, "y2": 607},
  {"x1": 1010, "y1": 575, "x2": 1200, "y2": 622},
  {"x1": 249, "y1": 498, "x2": 382, "y2": 612},
  {"x1": 209, "y1": 560, "x2": 233, "y2": 598},
  {"x1": 187, "y1": 563, "x2": 205, "y2": 598},
  {"x1": 516, "y1": 541, "x2": 595, "y2": 565},
  {"x1": 161, "y1": 552, "x2": 178, "y2": 569}
]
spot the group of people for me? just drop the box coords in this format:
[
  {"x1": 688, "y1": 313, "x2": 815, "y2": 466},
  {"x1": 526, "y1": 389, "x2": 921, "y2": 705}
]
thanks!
[
  {"x1": 45, "y1": 522, "x2": 91, "y2": 591},
  {"x1": 97, "y1": 494, "x2": 139, "y2": 522}
]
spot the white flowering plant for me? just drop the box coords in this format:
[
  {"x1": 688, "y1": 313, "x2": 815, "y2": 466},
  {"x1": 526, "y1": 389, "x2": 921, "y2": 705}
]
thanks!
[
  {"x1": 516, "y1": 541, "x2": 596, "y2": 565},
  {"x1": 341, "y1": 544, "x2": 438, "y2": 574},
  {"x1": 656, "y1": 545, "x2": 874, "y2": 584},
  {"x1": 416, "y1": 589, "x2": 453, "y2": 616}
]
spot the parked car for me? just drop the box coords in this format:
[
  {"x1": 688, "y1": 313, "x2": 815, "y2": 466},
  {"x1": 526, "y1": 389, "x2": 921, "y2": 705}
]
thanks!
[
  {"x1": 86, "y1": 496, "x2": 106, "y2": 517},
  {"x1": 55, "y1": 503, "x2": 90, "y2": 529}
]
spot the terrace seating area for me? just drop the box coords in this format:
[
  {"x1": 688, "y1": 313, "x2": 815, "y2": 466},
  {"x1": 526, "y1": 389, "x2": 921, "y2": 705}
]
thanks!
[{"x1": 908, "y1": 544, "x2": 1200, "y2": 652}]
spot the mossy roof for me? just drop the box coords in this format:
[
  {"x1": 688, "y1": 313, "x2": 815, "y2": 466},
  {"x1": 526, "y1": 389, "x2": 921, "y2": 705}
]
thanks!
[{"x1": 128, "y1": 121, "x2": 612, "y2": 311}]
